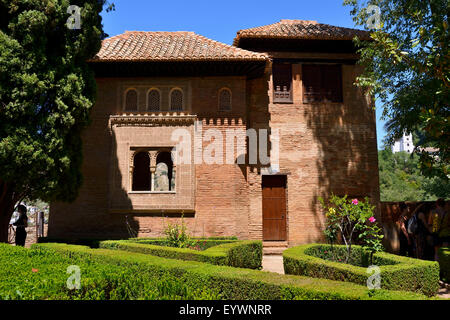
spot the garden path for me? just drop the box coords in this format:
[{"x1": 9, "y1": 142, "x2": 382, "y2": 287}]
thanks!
[{"x1": 262, "y1": 255, "x2": 285, "y2": 274}]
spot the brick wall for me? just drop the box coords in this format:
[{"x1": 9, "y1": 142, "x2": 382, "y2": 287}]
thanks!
[{"x1": 48, "y1": 62, "x2": 380, "y2": 245}]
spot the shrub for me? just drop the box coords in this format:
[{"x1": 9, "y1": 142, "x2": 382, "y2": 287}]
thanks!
[
  {"x1": 163, "y1": 217, "x2": 194, "y2": 248},
  {"x1": 33, "y1": 243, "x2": 432, "y2": 300},
  {"x1": 319, "y1": 195, "x2": 383, "y2": 264},
  {"x1": 99, "y1": 239, "x2": 262, "y2": 269},
  {"x1": 0, "y1": 244, "x2": 220, "y2": 300},
  {"x1": 438, "y1": 247, "x2": 450, "y2": 282},
  {"x1": 283, "y1": 244, "x2": 440, "y2": 297}
]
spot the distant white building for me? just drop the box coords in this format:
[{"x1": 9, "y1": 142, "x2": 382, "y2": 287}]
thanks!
[{"x1": 392, "y1": 132, "x2": 414, "y2": 153}]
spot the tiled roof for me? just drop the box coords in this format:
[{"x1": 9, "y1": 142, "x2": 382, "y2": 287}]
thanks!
[
  {"x1": 90, "y1": 31, "x2": 269, "y2": 62},
  {"x1": 233, "y1": 20, "x2": 371, "y2": 45}
]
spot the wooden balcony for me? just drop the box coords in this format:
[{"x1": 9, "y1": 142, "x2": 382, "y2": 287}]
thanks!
[{"x1": 273, "y1": 85, "x2": 293, "y2": 103}]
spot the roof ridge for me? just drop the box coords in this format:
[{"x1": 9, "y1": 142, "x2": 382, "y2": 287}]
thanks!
[
  {"x1": 93, "y1": 31, "x2": 269, "y2": 62},
  {"x1": 124, "y1": 31, "x2": 196, "y2": 34},
  {"x1": 233, "y1": 19, "x2": 371, "y2": 46},
  {"x1": 279, "y1": 19, "x2": 318, "y2": 24}
]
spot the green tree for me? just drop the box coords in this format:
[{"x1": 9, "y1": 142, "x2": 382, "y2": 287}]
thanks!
[
  {"x1": 344, "y1": 0, "x2": 449, "y2": 179},
  {"x1": 0, "y1": 0, "x2": 112, "y2": 242},
  {"x1": 378, "y1": 148, "x2": 450, "y2": 201}
]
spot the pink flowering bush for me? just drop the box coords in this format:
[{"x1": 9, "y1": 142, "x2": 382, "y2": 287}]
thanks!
[{"x1": 319, "y1": 194, "x2": 384, "y2": 264}]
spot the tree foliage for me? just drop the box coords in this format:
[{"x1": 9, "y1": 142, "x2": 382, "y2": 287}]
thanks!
[
  {"x1": 378, "y1": 148, "x2": 450, "y2": 201},
  {"x1": 344, "y1": 0, "x2": 449, "y2": 179},
  {"x1": 0, "y1": 0, "x2": 111, "y2": 241}
]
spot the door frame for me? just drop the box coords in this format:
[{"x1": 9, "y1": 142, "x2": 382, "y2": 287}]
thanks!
[{"x1": 261, "y1": 174, "x2": 288, "y2": 241}]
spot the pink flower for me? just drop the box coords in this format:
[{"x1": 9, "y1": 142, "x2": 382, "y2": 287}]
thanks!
[
  {"x1": 32, "y1": 268, "x2": 38, "y2": 273},
  {"x1": 369, "y1": 217, "x2": 376, "y2": 223},
  {"x1": 352, "y1": 199, "x2": 358, "y2": 205}
]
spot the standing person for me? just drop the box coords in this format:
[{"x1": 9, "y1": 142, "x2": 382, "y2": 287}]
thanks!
[
  {"x1": 409, "y1": 203, "x2": 431, "y2": 259},
  {"x1": 430, "y1": 198, "x2": 449, "y2": 261},
  {"x1": 13, "y1": 205, "x2": 28, "y2": 246},
  {"x1": 397, "y1": 202, "x2": 413, "y2": 257}
]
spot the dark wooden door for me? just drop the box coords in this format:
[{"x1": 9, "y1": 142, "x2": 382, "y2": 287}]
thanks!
[{"x1": 262, "y1": 175, "x2": 287, "y2": 241}]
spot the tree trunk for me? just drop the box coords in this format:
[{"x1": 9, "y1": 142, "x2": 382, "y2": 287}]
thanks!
[{"x1": 0, "y1": 181, "x2": 17, "y2": 243}]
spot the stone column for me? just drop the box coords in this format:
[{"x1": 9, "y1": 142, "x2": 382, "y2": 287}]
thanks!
[{"x1": 149, "y1": 151, "x2": 158, "y2": 191}]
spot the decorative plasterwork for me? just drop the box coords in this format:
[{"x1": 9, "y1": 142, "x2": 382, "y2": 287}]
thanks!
[{"x1": 110, "y1": 113, "x2": 197, "y2": 128}]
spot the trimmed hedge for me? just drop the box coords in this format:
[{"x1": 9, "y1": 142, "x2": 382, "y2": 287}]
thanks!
[
  {"x1": 99, "y1": 239, "x2": 262, "y2": 269},
  {"x1": 438, "y1": 247, "x2": 450, "y2": 282},
  {"x1": 0, "y1": 244, "x2": 220, "y2": 300},
  {"x1": 33, "y1": 243, "x2": 432, "y2": 300},
  {"x1": 128, "y1": 238, "x2": 238, "y2": 250},
  {"x1": 283, "y1": 244, "x2": 440, "y2": 297}
]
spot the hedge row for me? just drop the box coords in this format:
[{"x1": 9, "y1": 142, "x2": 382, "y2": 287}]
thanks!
[
  {"x1": 32, "y1": 243, "x2": 432, "y2": 300},
  {"x1": 0, "y1": 244, "x2": 220, "y2": 300},
  {"x1": 128, "y1": 238, "x2": 238, "y2": 250},
  {"x1": 99, "y1": 239, "x2": 262, "y2": 269},
  {"x1": 283, "y1": 244, "x2": 440, "y2": 297},
  {"x1": 438, "y1": 247, "x2": 450, "y2": 282}
]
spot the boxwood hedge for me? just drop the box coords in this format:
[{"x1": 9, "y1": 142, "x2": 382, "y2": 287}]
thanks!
[
  {"x1": 283, "y1": 244, "x2": 440, "y2": 297},
  {"x1": 33, "y1": 243, "x2": 432, "y2": 300},
  {"x1": 128, "y1": 238, "x2": 238, "y2": 250},
  {"x1": 0, "y1": 244, "x2": 220, "y2": 300},
  {"x1": 99, "y1": 239, "x2": 262, "y2": 269},
  {"x1": 438, "y1": 247, "x2": 450, "y2": 282}
]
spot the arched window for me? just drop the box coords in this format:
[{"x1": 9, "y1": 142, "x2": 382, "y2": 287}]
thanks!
[
  {"x1": 218, "y1": 88, "x2": 232, "y2": 111},
  {"x1": 154, "y1": 152, "x2": 175, "y2": 191},
  {"x1": 170, "y1": 88, "x2": 183, "y2": 111},
  {"x1": 147, "y1": 89, "x2": 161, "y2": 111},
  {"x1": 132, "y1": 151, "x2": 150, "y2": 191},
  {"x1": 125, "y1": 89, "x2": 138, "y2": 111}
]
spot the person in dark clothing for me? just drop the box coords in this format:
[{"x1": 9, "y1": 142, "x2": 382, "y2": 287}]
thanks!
[
  {"x1": 13, "y1": 205, "x2": 28, "y2": 246},
  {"x1": 397, "y1": 202, "x2": 414, "y2": 257},
  {"x1": 410, "y1": 203, "x2": 432, "y2": 259}
]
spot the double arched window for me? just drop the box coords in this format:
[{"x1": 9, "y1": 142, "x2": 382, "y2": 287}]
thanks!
[
  {"x1": 125, "y1": 89, "x2": 138, "y2": 111},
  {"x1": 170, "y1": 88, "x2": 183, "y2": 111},
  {"x1": 131, "y1": 150, "x2": 175, "y2": 192},
  {"x1": 147, "y1": 89, "x2": 161, "y2": 111},
  {"x1": 218, "y1": 88, "x2": 232, "y2": 111}
]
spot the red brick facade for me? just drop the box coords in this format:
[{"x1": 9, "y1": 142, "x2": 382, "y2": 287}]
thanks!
[{"x1": 48, "y1": 21, "x2": 380, "y2": 245}]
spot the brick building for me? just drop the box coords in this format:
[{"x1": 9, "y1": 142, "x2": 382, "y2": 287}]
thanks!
[{"x1": 48, "y1": 20, "x2": 380, "y2": 246}]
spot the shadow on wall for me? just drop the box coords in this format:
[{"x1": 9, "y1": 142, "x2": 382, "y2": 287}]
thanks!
[
  {"x1": 303, "y1": 73, "x2": 379, "y2": 243},
  {"x1": 104, "y1": 127, "x2": 139, "y2": 239}
]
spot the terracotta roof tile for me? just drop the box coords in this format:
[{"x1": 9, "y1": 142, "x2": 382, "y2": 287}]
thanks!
[
  {"x1": 233, "y1": 20, "x2": 371, "y2": 45},
  {"x1": 91, "y1": 31, "x2": 269, "y2": 62}
]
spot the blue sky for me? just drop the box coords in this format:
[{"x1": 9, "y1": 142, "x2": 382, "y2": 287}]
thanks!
[{"x1": 101, "y1": 0, "x2": 387, "y2": 149}]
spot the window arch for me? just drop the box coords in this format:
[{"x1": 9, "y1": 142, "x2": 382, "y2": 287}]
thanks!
[
  {"x1": 154, "y1": 151, "x2": 175, "y2": 191},
  {"x1": 132, "y1": 151, "x2": 150, "y2": 191},
  {"x1": 147, "y1": 88, "x2": 161, "y2": 111},
  {"x1": 218, "y1": 88, "x2": 232, "y2": 111},
  {"x1": 125, "y1": 89, "x2": 138, "y2": 111},
  {"x1": 170, "y1": 88, "x2": 183, "y2": 111}
]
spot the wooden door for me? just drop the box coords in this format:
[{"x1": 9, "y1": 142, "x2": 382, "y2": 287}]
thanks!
[{"x1": 262, "y1": 175, "x2": 287, "y2": 241}]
